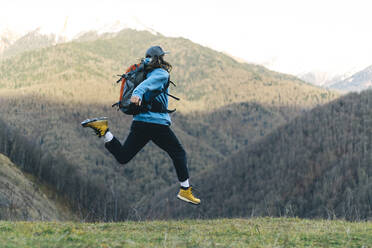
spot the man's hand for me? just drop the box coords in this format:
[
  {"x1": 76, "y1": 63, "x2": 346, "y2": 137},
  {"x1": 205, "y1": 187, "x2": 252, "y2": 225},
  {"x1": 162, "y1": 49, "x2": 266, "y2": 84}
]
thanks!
[{"x1": 130, "y1": 95, "x2": 142, "y2": 106}]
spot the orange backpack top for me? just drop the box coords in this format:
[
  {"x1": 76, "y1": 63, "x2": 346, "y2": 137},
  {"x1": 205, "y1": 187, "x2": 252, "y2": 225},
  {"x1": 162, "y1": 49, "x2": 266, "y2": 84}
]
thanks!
[{"x1": 119, "y1": 63, "x2": 141, "y2": 103}]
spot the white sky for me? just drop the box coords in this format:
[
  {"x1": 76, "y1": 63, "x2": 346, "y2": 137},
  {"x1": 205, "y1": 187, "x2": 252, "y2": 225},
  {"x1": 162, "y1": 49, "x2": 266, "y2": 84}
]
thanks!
[{"x1": 1, "y1": 0, "x2": 372, "y2": 75}]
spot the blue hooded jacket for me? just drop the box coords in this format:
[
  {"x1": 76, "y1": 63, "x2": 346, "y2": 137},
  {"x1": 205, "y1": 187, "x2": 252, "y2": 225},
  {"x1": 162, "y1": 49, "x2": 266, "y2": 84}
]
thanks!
[{"x1": 132, "y1": 58, "x2": 171, "y2": 126}]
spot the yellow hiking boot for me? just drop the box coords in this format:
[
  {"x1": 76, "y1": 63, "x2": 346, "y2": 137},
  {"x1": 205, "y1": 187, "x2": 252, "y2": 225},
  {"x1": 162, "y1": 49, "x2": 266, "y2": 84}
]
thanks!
[
  {"x1": 81, "y1": 117, "x2": 109, "y2": 137},
  {"x1": 177, "y1": 187, "x2": 201, "y2": 205}
]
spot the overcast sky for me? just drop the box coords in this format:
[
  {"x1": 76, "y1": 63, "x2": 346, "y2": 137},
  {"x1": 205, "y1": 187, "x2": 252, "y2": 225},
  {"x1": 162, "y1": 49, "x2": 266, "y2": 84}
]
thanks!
[{"x1": 1, "y1": 0, "x2": 372, "y2": 75}]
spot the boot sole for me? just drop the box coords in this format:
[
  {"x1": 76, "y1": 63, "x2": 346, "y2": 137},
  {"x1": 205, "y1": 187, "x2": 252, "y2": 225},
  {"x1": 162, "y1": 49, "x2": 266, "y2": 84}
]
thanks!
[
  {"x1": 81, "y1": 117, "x2": 108, "y2": 127},
  {"x1": 177, "y1": 194, "x2": 201, "y2": 205}
]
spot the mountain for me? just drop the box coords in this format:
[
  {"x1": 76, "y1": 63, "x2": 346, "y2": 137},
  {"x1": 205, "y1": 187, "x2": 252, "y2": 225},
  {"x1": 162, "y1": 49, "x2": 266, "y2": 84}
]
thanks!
[
  {"x1": 328, "y1": 65, "x2": 372, "y2": 92},
  {"x1": 299, "y1": 66, "x2": 372, "y2": 93},
  {"x1": 0, "y1": 29, "x2": 339, "y2": 111},
  {"x1": 0, "y1": 28, "x2": 340, "y2": 220},
  {"x1": 298, "y1": 70, "x2": 359, "y2": 88},
  {"x1": 0, "y1": 29, "x2": 20, "y2": 55},
  {"x1": 140, "y1": 90, "x2": 372, "y2": 220},
  {"x1": 0, "y1": 28, "x2": 340, "y2": 167},
  {"x1": 0, "y1": 153, "x2": 75, "y2": 221},
  {"x1": 1, "y1": 28, "x2": 57, "y2": 59},
  {"x1": 0, "y1": 18, "x2": 158, "y2": 59},
  {"x1": 84, "y1": 18, "x2": 158, "y2": 37},
  {"x1": 298, "y1": 71, "x2": 338, "y2": 87}
]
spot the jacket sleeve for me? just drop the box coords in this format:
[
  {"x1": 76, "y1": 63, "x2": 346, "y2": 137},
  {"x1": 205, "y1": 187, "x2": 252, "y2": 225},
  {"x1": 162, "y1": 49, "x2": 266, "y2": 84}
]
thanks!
[{"x1": 132, "y1": 69, "x2": 169, "y2": 101}]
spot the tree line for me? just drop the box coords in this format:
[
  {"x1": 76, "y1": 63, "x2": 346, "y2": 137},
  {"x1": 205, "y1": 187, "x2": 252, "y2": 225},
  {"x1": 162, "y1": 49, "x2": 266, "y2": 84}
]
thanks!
[
  {"x1": 0, "y1": 117, "x2": 133, "y2": 221},
  {"x1": 140, "y1": 90, "x2": 372, "y2": 221}
]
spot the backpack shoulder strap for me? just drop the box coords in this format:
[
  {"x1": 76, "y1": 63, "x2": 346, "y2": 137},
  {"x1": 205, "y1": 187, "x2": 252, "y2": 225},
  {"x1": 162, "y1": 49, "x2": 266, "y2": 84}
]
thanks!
[
  {"x1": 165, "y1": 92, "x2": 180, "y2": 101},
  {"x1": 162, "y1": 77, "x2": 180, "y2": 100}
]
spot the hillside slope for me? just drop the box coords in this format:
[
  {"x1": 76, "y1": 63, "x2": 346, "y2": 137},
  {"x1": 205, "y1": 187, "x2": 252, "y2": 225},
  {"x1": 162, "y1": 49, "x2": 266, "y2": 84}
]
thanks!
[
  {"x1": 0, "y1": 28, "x2": 340, "y2": 221},
  {"x1": 140, "y1": 90, "x2": 372, "y2": 220},
  {"x1": 0, "y1": 117, "x2": 131, "y2": 221},
  {"x1": 0, "y1": 153, "x2": 74, "y2": 221},
  {"x1": 0, "y1": 29, "x2": 338, "y2": 112},
  {"x1": 0, "y1": 29, "x2": 339, "y2": 176},
  {"x1": 0, "y1": 96, "x2": 288, "y2": 221}
]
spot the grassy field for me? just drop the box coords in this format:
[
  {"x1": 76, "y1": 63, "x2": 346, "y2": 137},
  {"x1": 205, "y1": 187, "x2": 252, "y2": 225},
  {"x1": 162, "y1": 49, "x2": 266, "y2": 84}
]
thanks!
[{"x1": 0, "y1": 218, "x2": 371, "y2": 247}]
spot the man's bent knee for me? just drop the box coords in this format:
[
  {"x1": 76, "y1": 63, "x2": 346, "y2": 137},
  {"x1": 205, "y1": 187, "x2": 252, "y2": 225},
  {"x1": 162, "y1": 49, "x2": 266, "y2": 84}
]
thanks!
[{"x1": 117, "y1": 156, "x2": 131, "y2": 165}]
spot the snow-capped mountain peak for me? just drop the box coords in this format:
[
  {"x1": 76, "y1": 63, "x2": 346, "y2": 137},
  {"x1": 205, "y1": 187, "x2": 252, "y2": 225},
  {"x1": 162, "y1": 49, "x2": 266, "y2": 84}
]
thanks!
[
  {"x1": 94, "y1": 17, "x2": 158, "y2": 36},
  {"x1": 0, "y1": 29, "x2": 21, "y2": 54},
  {"x1": 298, "y1": 68, "x2": 362, "y2": 88},
  {"x1": 0, "y1": 16, "x2": 160, "y2": 58}
]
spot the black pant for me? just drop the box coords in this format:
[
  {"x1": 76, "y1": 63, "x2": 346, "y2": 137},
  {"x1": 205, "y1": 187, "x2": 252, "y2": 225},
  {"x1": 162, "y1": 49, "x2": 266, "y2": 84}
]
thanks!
[{"x1": 105, "y1": 121, "x2": 189, "y2": 182}]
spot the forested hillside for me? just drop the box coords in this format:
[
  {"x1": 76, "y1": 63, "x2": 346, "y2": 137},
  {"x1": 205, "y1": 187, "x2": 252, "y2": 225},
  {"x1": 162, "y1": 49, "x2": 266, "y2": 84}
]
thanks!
[
  {"x1": 0, "y1": 28, "x2": 339, "y2": 172},
  {"x1": 0, "y1": 96, "x2": 288, "y2": 220},
  {"x1": 140, "y1": 90, "x2": 372, "y2": 221},
  {"x1": 0, "y1": 153, "x2": 74, "y2": 221},
  {"x1": 0, "y1": 29, "x2": 338, "y2": 111},
  {"x1": 0, "y1": 117, "x2": 131, "y2": 221},
  {"x1": 0, "y1": 29, "x2": 341, "y2": 220},
  {"x1": 0, "y1": 118, "x2": 78, "y2": 221}
]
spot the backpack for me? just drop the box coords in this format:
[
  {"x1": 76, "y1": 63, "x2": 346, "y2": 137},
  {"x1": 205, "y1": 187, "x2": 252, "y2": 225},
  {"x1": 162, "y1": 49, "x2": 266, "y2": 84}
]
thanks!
[{"x1": 112, "y1": 60, "x2": 179, "y2": 115}]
